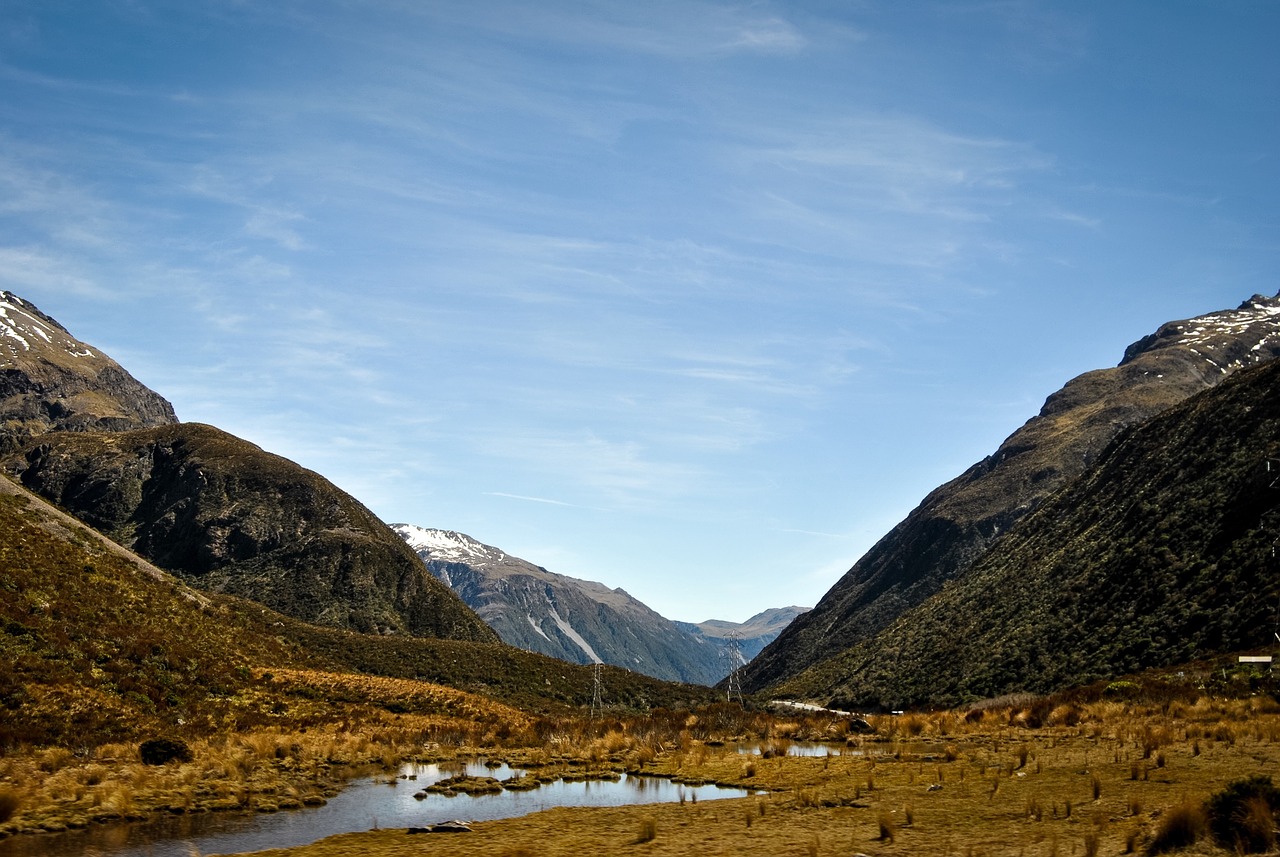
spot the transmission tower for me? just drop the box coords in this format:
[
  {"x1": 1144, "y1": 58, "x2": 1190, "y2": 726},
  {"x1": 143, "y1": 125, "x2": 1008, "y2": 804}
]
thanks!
[
  {"x1": 589, "y1": 662, "x2": 604, "y2": 719},
  {"x1": 722, "y1": 632, "x2": 744, "y2": 704}
]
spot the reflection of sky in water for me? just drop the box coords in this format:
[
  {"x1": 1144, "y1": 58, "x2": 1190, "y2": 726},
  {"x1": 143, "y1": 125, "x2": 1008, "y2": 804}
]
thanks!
[
  {"x1": 0, "y1": 759, "x2": 755, "y2": 857},
  {"x1": 736, "y1": 742, "x2": 852, "y2": 757}
]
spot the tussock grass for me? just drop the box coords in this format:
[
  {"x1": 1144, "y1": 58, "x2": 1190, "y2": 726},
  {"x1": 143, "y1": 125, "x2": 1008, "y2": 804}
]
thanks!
[{"x1": 214, "y1": 690, "x2": 1280, "y2": 857}]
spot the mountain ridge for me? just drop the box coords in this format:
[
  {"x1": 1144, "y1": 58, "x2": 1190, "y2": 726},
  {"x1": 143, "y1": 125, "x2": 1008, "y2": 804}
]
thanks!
[
  {"x1": 775, "y1": 356, "x2": 1280, "y2": 708},
  {"x1": 0, "y1": 291, "x2": 177, "y2": 448},
  {"x1": 742, "y1": 293, "x2": 1280, "y2": 695},
  {"x1": 394, "y1": 524, "x2": 803, "y2": 684},
  {"x1": 0, "y1": 291, "x2": 495, "y2": 645}
]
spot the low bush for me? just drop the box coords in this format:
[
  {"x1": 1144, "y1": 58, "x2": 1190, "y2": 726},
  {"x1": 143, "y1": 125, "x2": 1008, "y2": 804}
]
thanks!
[
  {"x1": 1147, "y1": 800, "x2": 1206, "y2": 854},
  {"x1": 0, "y1": 787, "x2": 20, "y2": 823},
  {"x1": 1204, "y1": 775, "x2": 1280, "y2": 853},
  {"x1": 139, "y1": 737, "x2": 193, "y2": 766}
]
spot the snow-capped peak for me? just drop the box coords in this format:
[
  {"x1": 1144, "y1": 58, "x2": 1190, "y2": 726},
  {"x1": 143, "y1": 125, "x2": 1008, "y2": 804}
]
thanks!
[
  {"x1": 391, "y1": 523, "x2": 499, "y2": 562},
  {"x1": 0, "y1": 291, "x2": 97, "y2": 364}
]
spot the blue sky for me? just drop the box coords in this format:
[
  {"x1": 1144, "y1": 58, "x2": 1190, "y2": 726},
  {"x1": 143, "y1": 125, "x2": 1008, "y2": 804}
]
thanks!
[{"x1": 1, "y1": 1, "x2": 1276, "y2": 623}]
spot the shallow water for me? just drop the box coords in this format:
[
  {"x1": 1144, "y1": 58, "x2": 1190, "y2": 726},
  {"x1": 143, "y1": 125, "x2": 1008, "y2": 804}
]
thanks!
[
  {"x1": 0, "y1": 759, "x2": 754, "y2": 857},
  {"x1": 736, "y1": 741, "x2": 851, "y2": 757}
]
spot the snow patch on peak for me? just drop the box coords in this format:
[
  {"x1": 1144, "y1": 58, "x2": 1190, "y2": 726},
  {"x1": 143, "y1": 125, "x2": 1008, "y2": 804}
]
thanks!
[
  {"x1": 0, "y1": 291, "x2": 96, "y2": 363},
  {"x1": 392, "y1": 523, "x2": 496, "y2": 562}
]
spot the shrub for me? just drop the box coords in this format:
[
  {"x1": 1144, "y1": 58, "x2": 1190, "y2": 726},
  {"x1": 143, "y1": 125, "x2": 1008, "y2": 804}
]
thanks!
[
  {"x1": 1204, "y1": 775, "x2": 1280, "y2": 853},
  {"x1": 139, "y1": 737, "x2": 193, "y2": 766},
  {"x1": 877, "y1": 810, "x2": 897, "y2": 843},
  {"x1": 0, "y1": 787, "x2": 20, "y2": 823},
  {"x1": 1147, "y1": 800, "x2": 1207, "y2": 854}
]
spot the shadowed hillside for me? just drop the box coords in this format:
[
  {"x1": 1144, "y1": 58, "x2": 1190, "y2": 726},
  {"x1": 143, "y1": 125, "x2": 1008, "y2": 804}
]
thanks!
[
  {"x1": 4, "y1": 424, "x2": 498, "y2": 642},
  {"x1": 744, "y1": 294, "x2": 1280, "y2": 695},
  {"x1": 773, "y1": 357, "x2": 1280, "y2": 708}
]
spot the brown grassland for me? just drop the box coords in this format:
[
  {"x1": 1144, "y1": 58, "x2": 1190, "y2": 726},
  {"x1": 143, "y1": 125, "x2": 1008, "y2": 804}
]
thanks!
[
  {"x1": 3, "y1": 674, "x2": 1280, "y2": 856},
  {"x1": 3, "y1": 473, "x2": 1279, "y2": 855},
  {"x1": 230, "y1": 690, "x2": 1280, "y2": 857}
]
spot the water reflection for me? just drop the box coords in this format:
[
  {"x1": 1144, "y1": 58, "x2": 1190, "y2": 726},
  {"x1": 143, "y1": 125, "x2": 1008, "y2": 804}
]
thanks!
[
  {"x1": 0, "y1": 759, "x2": 753, "y2": 857},
  {"x1": 736, "y1": 741, "x2": 852, "y2": 757}
]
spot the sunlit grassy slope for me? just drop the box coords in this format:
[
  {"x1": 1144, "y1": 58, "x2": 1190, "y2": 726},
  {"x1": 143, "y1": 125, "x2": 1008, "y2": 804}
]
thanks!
[{"x1": 0, "y1": 472, "x2": 714, "y2": 751}]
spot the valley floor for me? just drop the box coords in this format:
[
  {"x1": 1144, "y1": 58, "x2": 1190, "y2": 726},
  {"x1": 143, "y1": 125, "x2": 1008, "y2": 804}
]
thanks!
[
  {"x1": 237, "y1": 697, "x2": 1280, "y2": 857},
  {"x1": 5, "y1": 691, "x2": 1277, "y2": 857}
]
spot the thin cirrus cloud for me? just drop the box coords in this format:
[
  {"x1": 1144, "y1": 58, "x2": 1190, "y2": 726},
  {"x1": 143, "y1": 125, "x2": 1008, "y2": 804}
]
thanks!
[{"x1": 419, "y1": 1, "x2": 813, "y2": 59}]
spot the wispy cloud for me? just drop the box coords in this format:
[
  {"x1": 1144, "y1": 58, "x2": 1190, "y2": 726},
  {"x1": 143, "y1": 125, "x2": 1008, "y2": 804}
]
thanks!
[
  {"x1": 486, "y1": 492, "x2": 581, "y2": 507},
  {"x1": 414, "y1": 1, "x2": 813, "y2": 59},
  {"x1": 0, "y1": 246, "x2": 103, "y2": 297}
]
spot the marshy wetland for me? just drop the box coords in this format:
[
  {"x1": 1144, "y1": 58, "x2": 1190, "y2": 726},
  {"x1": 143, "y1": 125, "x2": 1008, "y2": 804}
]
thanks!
[{"x1": 3, "y1": 676, "x2": 1279, "y2": 856}]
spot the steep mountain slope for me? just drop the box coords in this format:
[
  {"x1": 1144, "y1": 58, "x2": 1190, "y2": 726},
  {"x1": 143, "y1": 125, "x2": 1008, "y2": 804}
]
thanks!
[
  {"x1": 0, "y1": 472, "x2": 712, "y2": 749},
  {"x1": 0, "y1": 291, "x2": 176, "y2": 449},
  {"x1": 394, "y1": 525, "x2": 729, "y2": 685},
  {"x1": 0, "y1": 471, "x2": 299, "y2": 745},
  {"x1": 776, "y1": 356, "x2": 1280, "y2": 709},
  {"x1": 4, "y1": 424, "x2": 497, "y2": 642},
  {"x1": 677, "y1": 607, "x2": 809, "y2": 663},
  {"x1": 744, "y1": 293, "x2": 1280, "y2": 693},
  {"x1": 0, "y1": 291, "x2": 494, "y2": 644}
]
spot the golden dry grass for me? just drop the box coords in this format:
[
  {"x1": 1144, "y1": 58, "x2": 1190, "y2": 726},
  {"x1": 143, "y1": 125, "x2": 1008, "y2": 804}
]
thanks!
[{"x1": 225, "y1": 695, "x2": 1280, "y2": 857}]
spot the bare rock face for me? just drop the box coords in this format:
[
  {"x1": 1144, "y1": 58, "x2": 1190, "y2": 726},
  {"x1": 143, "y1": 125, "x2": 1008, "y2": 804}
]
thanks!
[
  {"x1": 743, "y1": 293, "x2": 1280, "y2": 696},
  {"x1": 0, "y1": 292, "x2": 177, "y2": 448},
  {"x1": 393, "y1": 524, "x2": 728, "y2": 684}
]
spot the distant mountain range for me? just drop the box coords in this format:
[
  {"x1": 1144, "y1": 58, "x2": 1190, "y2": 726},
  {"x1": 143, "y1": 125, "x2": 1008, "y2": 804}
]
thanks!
[
  {"x1": 393, "y1": 524, "x2": 807, "y2": 685},
  {"x1": 0, "y1": 288, "x2": 801, "y2": 687},
  {"x1": 745, "y1": 293, "x2": 1280, "y2": 708}
]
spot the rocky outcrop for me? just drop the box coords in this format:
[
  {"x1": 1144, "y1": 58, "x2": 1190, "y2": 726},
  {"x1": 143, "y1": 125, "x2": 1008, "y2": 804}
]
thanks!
[{"x1": 0, "y1": 292, "x2": 176, "y2": 448}]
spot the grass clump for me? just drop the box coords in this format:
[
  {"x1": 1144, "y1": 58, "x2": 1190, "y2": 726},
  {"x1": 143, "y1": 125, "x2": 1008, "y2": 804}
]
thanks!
[
  {"x1": 1204, "y1": 774, "x2": 1280, "y2": 853},
  {"x1": 0, "y1": 787, "x2": 20, "y2": 823},
  {"x1": 1146, "y1": 799, "x2": 1207, "y2": 854},
  {"x1": 139, "y1": 737, "x2": 193, "y2": 766}
]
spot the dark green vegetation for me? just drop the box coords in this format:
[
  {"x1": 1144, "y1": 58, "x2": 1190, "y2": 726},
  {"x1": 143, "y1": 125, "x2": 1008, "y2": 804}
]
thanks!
[
  {"x1": 773, "y1": 356, "x2": 1280, "y2": 708},
  {"x1": 265, "y1": 609, "x2": 716, "y2": 714},
  {"x1": 746, "y1": 293, "x2": 1280, "y2": 702},
  {"x1": 0, "y1": 475, "x2": 297, "y2": 747},
  {"x1": 3, "y1": 423, "x2": 496, "y2": 642}
]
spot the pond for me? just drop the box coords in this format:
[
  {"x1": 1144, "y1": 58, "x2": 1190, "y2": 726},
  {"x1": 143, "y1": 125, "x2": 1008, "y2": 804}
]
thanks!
[
  {"x1": 736, "y1": 741, "x2": 852, "y2": 757},
  {"x1": 0, "y1": 759, "x2": 756, "y2": 857}
]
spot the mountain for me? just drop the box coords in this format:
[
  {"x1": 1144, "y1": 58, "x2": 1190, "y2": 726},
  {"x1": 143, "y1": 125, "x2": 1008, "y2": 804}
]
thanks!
[
  {"x1": 676, "y1": 607, "x2": 809, "y2": 663},
  {"x1": 0, "y1": 291, "x2": 176, "y2": 449},
  {"x1": 0, "y1": 291, "x2": 493, "y2": 644},
  {"x1": 0, "y1": 469, "x2": 712, "y2": 749},
  {"x1": 5, "y1": 424, "x2": 496, "y2": 642},
  {"x1": 774, "y1": 356, "x2": 1280, "y2": 709},
  {"x1": 745, "y1": 293, "x2": 1280, "y2": 704},
  {"x1": 394, "y1": 524, "x2": 752, "y2": 685}
]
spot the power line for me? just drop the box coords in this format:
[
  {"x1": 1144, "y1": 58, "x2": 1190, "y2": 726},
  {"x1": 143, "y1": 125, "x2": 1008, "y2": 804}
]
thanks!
[
  {"x1": 722, "y1": 632, "x2": 744, "y2": 705},
  {"x1": 589, "y1": 662, "x2": 604, "y2": 719}
]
